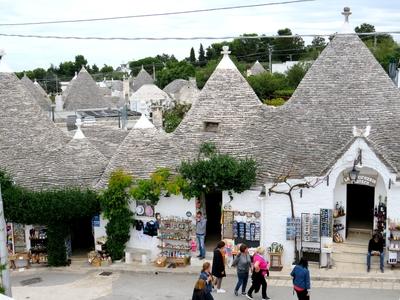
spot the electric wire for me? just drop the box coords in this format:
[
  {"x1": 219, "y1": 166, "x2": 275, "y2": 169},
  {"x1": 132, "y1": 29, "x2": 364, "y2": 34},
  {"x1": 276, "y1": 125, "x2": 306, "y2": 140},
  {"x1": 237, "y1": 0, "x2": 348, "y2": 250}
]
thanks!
[
  {"x1": 0, "y1": 0, "x2": 314, "y2": 26},
  {"x1": 0, "y1": 32, "x2": 398, "y2": 41}
]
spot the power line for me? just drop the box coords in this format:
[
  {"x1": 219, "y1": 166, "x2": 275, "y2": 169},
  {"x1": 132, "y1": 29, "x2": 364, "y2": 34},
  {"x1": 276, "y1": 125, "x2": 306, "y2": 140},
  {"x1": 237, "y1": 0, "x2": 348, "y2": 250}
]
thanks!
[
  {"x1": 0, "y1": 0, "x2": 314, "y2": 26},
  {"x1": 1, "y1": 32, "x2": 399, "y2": 41}
]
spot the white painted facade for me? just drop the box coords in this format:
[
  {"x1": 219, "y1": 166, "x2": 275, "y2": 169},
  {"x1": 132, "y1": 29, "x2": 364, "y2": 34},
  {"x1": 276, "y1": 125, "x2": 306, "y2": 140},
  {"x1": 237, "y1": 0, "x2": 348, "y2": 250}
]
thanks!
[{"x1": 94, "y1": 138, "x2": 400, "y2": 266}]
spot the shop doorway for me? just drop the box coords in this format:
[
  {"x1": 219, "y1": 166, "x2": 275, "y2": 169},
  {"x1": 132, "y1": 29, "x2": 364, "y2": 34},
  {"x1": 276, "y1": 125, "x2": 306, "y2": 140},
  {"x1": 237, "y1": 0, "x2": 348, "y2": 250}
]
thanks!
[
  {"x1": 346, "y1": 184, "x2": 374, "y2": 235},
  {"x1": 205, "y1": 191, "x2": 222, "y2": 250},
  {"x1": 70, "y1": 217, "x2": 94, "y2": 255}
]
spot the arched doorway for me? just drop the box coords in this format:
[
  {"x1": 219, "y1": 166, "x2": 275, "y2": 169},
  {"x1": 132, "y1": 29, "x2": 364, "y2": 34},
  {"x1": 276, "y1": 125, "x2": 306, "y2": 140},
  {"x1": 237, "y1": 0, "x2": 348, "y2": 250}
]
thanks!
[{"x1": 346, "y1": 184, "x2": 374, "y2": 236}]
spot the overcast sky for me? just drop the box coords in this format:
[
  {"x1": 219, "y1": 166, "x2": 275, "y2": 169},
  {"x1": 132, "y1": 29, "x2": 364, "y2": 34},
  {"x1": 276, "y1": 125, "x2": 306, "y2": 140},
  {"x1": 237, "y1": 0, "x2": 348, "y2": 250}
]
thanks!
[{"x1": 1, "y1": 0, "x2": 399, "y2": 71}]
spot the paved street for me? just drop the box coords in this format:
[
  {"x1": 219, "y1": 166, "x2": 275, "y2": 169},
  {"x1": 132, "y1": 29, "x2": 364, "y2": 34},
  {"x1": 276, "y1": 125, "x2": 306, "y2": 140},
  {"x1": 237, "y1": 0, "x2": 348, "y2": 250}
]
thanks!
[{"x1": 10, "y1": 269, "x2": 400, "y2": 300}]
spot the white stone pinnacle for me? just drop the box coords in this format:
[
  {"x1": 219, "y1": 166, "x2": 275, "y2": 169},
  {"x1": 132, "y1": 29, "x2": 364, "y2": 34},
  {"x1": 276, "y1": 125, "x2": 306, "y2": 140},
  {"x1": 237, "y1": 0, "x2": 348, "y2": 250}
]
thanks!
[
  {"x1": 339, "y1": 7, "x2": 354, "y2": 34},
  {"x1": 73, "y1": 118, "x2": 86, "y2": 139},
  {"x1": 216, "y1": 46, "x2": 236, "y2": 70},
  {"x1": 0, "y1": 49, "x2": 13, "y2": 73},
  {"x1": 134, "y1": 114, "x2": 155, "y2": 129}
]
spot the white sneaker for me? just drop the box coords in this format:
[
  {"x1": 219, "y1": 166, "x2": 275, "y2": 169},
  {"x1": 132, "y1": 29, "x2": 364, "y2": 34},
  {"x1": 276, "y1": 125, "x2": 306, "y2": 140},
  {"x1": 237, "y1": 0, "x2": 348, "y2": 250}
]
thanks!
[{"x1": 217, "y1": 289, "x2": 226, "y2": 293}]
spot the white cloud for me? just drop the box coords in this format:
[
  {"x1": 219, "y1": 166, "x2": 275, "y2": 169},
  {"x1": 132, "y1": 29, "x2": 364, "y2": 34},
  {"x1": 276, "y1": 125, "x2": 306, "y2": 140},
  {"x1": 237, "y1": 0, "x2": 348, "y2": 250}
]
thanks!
[{"x1": 0, "y1": 0, "x2": 399, "y2": 71}]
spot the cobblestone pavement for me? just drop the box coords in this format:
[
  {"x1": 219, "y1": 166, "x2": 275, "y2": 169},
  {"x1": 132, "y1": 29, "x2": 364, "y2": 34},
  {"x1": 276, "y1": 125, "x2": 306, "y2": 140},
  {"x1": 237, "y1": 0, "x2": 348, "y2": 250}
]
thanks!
[{"x1": 10, "y1": 268, "x2": 400, "y2": 300}]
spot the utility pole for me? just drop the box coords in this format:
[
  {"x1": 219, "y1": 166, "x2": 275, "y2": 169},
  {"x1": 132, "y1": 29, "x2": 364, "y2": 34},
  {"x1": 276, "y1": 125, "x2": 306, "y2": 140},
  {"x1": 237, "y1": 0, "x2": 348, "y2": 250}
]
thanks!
[
  {"x1": 374, "y1": 33, "x2": 377, "y2": 50},
  {"x1": 268, "y1": 45, "x2": 273, "y2": 73},
  {"x1": 0, "y1": 185, "x2": 11, "y2": 297}
]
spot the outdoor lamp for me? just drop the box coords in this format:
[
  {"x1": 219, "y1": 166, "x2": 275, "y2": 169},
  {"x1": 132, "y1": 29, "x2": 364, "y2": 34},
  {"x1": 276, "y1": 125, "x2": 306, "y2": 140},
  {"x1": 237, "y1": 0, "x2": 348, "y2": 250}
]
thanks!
[{"x1": 349, "y1": 166, "x2": 360, "y2": 182}]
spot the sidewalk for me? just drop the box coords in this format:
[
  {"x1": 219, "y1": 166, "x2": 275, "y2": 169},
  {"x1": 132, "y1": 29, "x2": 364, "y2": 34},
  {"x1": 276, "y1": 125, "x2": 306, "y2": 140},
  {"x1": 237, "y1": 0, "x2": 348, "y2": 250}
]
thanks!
[{"x1": 11, "y1": 257, "x2": 400, "y2": 285}]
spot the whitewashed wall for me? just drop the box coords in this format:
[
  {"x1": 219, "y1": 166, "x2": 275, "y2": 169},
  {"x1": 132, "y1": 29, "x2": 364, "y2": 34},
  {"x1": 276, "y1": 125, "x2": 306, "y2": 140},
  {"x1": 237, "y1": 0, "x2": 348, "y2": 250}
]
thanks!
[
  {"x1": 126, "y1": 195, "x2": 195, "y2": 259},
  {"x1": 264, "y1": 137, "x2": 395, "y2": 265}
]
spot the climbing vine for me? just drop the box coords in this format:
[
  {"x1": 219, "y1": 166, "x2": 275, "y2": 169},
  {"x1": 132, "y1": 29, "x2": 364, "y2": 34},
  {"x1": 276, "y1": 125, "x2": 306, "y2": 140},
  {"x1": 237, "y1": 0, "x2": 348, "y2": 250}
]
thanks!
[
  {"x1": 179, "y1": 142, "x2": 258, "y2": 199},
  {"x1": 99, "y1": 170, "x2": 135, "y2": 260},
  {"x1": 0, "y1": 170, "x2": 99, "y2": 266}
]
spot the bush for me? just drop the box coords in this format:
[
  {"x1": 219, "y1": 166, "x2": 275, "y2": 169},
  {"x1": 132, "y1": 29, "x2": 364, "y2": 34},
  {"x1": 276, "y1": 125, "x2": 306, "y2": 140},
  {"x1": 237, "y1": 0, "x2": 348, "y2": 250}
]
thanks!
[
  {"x1": 264, "y1": 98, "x2": 286, "y2": 107},
  {"x1": 273, "y1": 89, "x2": 294, "y2": 99},
  {"x1": 100, "y1": 170, "x2": 134, "y2": 261}
]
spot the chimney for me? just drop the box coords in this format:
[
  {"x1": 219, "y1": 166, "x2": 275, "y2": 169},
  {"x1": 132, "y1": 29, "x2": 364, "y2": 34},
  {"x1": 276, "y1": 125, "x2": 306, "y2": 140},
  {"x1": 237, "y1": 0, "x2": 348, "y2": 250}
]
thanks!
[
  {"x1": 123, "y1": 76, "x2": 130, "y2": 104},
  {"x1": 188, "y1": 77, "x2": 197, "y2": 87},
  {"x1": 151, "y1": 104, "x2": 163, "y2": 129},
  {"x1": 55, "y1": 94, "x2": 64, "y2": 112},
  {"x1": 153, "y1": 63, "x2": 156, "y2": 81}
]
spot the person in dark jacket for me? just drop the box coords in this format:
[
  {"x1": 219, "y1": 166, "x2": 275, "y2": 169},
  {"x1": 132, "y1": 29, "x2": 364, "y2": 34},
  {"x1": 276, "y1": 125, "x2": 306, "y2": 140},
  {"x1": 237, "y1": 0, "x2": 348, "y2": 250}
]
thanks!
[
  {"x1": 232, "y1": 243, "x2": 252, "y2": 296},
  {"x1": 212, "y1": 241, "x2": 226, "y2": 293},
  {"x1": 192, "y1": 279, "x2": 207, "y2": 300},
  {"x1": 199, "y1": 262, "x2": 214, "y2": 300},
  {"x1": 291, "y1": 258, "x2": 311, "y2": 300},
  {"x1": 367, "y1": 233, "x2": 384, "y2": 273}
]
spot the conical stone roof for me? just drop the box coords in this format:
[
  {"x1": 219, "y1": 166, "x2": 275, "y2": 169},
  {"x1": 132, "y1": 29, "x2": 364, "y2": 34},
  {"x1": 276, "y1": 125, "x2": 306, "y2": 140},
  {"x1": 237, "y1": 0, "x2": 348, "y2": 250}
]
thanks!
[
  {"x1": 20, "y1": 75, "x2": 52, "y2": 111},
  {"x1": 260, "y1": 32, "x2": 400, "y2": 178},
  {"x1": 0, "y1": 60, "x2": 108, "y2": 189},
  {"x1": 63, "y1": 67, "x2": 110, "y2": 111},
  {"x1": 131, "y1": 67, "x2": 154, "y2": 92},
  {"x1": 249, "y1": 60, "x2": 267, "y2": 75}
]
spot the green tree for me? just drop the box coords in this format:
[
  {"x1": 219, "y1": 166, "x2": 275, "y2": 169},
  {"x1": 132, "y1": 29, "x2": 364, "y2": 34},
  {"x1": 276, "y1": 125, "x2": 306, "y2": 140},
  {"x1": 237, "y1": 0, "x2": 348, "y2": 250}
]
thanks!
[
  {"x1": 91, "y1": 64, "x2": 99, "y2": 73},
  {"x1": 129, "y1": 54, "x2": 177, "y2": 76},
  {"x1": 100, "y1": 64, "x2": 114, "y2": 73},
  {"x1": 286, "y1": 62, "x2": 311, "y2": 89},
  {"x1": 163, "y1": 104, "x2": 191, "y2": 133},
  {"x1": 247, "y1": 72, "x2": 289, "y2": 100},
  {"x1": 58, "y1": 61, "x2": 76, "y2": 77},
  {"x1": 273, "y1": 28, "x2": 305, "y2": 62},
  {"x1": 198, "y1": 44, "x2": 206, "y2": 66},
  {"x1": 156, "y1": 60, "x2": 195, "y2": 88},
  {"x1": 195, "y1": 59, "x2": 219, "y2": 89},
  {"x1": 189, "y1": 47, "x2": 196, "y2": 65},
  {"x1": 74, "y1": 55, "x2": 88, "y2": 71}
]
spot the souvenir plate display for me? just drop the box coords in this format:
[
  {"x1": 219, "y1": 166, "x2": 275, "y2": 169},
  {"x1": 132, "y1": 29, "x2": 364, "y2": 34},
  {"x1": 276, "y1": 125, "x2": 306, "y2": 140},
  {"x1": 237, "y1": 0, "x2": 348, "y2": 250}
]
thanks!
[{"x1": 320, "y1": 209, "x2": 333, "y2": 237}]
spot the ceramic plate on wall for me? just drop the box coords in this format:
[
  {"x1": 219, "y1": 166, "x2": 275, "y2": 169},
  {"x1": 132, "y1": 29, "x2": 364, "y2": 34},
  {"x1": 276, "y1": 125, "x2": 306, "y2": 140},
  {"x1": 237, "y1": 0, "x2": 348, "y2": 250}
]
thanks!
[
  {"x1": 136, "y1": 205, "x2": 145, "y2": 216},
  {"x1": 145, "y1": 205, "x2": 154, "y2": 217}
]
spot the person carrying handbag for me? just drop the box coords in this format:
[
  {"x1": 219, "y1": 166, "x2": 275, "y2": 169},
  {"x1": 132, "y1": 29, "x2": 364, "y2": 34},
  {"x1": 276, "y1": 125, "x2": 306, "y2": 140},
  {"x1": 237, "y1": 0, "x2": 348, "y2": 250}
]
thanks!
[
  {"x1": 291, "y1": 258, "x2": 311, "y2": 300},
  {"x1": 232, "y1": 243, "x2": 252, "y2": 296},
  {"x1": 246, "y1": 247, "x2": 271, "y2": 300}
]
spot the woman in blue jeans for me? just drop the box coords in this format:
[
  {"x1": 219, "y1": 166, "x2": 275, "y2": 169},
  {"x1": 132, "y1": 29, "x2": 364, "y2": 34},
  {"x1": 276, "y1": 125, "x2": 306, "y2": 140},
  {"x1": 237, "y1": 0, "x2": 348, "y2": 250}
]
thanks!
[{"x1": 232, "y1": 244, "x2": 252, "y2": 296}]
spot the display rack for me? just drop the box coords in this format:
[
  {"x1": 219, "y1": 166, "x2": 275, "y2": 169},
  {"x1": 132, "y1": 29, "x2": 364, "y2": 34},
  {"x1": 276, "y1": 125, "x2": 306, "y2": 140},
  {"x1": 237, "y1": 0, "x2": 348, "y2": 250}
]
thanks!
[
  {"x1": 300, "y1": 213, "x2": 321, "y2": 265},
  {"x1": 29, "y1": 226, "x2": 48, "y2": 264},
  {"x1": 388, "y1": 222, "x2": 400, "y2": 269},
  {"x1": 157, "y1": 218, "x2": 192, "y2": 266}
]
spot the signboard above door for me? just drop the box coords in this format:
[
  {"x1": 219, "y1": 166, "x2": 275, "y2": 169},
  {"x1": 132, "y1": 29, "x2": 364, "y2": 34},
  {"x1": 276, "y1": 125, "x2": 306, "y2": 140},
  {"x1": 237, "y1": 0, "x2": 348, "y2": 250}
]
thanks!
[{"x1": 342, "y1": 172, "x2": 377, "y2": 187}]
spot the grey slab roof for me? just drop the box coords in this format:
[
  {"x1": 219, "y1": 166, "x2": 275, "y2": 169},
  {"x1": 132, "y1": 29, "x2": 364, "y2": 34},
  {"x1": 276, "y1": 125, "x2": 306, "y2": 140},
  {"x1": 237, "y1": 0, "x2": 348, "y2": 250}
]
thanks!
[
  {"x1": 0, "y1": 71, "x2": 108, "y2": 190},
  {"x1": 99, "y1": 33, "x2": 400, "y2": 186},
  {"x1": 261, "y1": 33, "x2": 400, "y2": 178},
  {"x1": 63, "y1": 67, "x2": 110, "y2": 111},
  {"x1": 249, "y1": 61, "x2": 267, "y2": 76},
  {"x1": 33, "y1": 79, "x2": 48, "y2": 97},
  {"x1": 80, "y1": 126, "x2": 129, "y2": 159},
  {"x1": 20, "y1": 75, "x2": 52, "y2": 111},
  {"x1": 163, "y1": 79, "x2": 189, "y2": 94},
  {"x1": 131, "y1": 68, "x2": 154, "y2": 92}
]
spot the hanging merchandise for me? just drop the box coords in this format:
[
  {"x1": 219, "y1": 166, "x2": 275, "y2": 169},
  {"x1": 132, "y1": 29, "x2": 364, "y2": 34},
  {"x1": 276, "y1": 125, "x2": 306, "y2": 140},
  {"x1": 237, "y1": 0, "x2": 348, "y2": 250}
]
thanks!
[
  {"x1": 143, "y1": 220, "x2": 159, "y2": 237},
  {"x1": 135, "y1": 220, "x2": 144, "y2": 231},
  {"x1": 374, "y1": 195, "x2": 387, "y2": 234}
]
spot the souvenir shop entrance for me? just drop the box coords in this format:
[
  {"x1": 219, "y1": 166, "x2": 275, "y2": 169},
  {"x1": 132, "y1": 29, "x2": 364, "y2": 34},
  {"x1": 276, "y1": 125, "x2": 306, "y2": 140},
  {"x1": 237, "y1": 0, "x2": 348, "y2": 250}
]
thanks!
[
  {"x1": 70, "y1": 217, "x2": 94, "y2": 254},
  {"x1": 205, "y1": 191, "x2": 222, "y2": 249},
  {"x1": 346, "y1": 184, "x2": 374, "y2": 236}
]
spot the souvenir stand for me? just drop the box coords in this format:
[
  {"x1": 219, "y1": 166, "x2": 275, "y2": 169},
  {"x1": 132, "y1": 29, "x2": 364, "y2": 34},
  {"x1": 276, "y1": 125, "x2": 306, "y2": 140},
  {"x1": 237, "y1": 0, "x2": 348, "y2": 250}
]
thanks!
[
  {"x1": 333, "y1": 202, "x2": 345, "y2": 243},
  {"x1": 230, "y1": 210, "x2": 261, "y2": 248},
  {"x1": 300, "y1": 213, "x2": 321, "y2": 266},
  {"x1": 388, "y1": 219, "x2": 400, "y2": 269},
  {"x1": 7, "y1": 223, "x2": 30, "y2": 269},
  {"x1": 320, "y1": 209, "x2": 333, "y2": 268},
  {"x1": 29, "y1": 225, "x2": 48, "y2": 264},
  {"x1": 157, "y1": 217, "x2": 192, "y2": 266}
]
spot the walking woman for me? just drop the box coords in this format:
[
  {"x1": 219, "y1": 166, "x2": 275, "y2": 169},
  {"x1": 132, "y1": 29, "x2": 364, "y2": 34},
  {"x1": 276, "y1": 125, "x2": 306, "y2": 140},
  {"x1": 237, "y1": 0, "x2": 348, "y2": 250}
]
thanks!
[
  {"x1": 192, "y1": 279, "x2": 207, "y2": 300},
  {"x1": 290, "y1": 258, "x2": 311, "y2": 300},
  {"x1": 199, "y1": 262, "x2": 214, "y2": 300},
  {"x1": 246, "y1": 247, "x2": 270, "y2": 300},
  {"x1": 212, "y1": 241, "x2": 226, "y2": 293},
  {"x1": 232, "y1": 243, "x2": 251, "y2": 296}
]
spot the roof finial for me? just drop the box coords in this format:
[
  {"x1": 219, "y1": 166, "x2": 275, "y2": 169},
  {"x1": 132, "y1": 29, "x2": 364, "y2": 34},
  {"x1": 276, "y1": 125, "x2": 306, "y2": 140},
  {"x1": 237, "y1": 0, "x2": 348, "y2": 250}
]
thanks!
[
  {"x1": 221, "y1": 45, "x2": 231, "y2": 56},
  {"x1": 342, "y1": 7, "x2": 351, "y2": 23},
  {"x1": 73, "y1": 118, "x2": 85, "y2": 139}
]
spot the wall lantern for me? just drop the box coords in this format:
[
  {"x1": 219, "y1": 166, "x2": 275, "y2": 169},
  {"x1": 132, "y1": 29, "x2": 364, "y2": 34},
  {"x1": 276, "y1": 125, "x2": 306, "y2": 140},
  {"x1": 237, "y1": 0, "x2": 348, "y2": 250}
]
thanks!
[
  {"x1": 348, "y1": 149, "x2": 362, "y2": 183},
  {"x1": 389, "y1": 178, "x2": 392, "y2": 190},
  {"x1": 349, "y1": 166, "x2": 360, "y2": 183}
]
